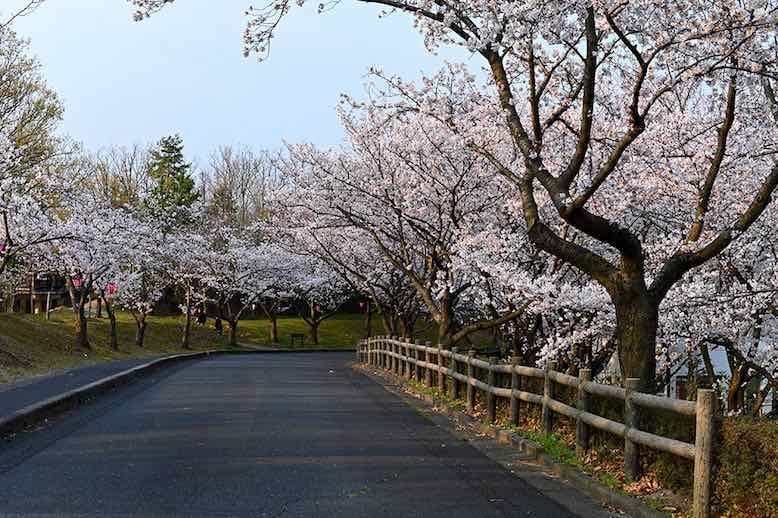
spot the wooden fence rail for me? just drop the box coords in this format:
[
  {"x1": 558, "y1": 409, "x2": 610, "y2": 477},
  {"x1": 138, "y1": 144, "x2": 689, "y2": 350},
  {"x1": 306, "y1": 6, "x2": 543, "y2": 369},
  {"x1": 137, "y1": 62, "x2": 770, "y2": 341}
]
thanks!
[{"x1": 357, "y1": 336, "x2": 715, "y2": 518}]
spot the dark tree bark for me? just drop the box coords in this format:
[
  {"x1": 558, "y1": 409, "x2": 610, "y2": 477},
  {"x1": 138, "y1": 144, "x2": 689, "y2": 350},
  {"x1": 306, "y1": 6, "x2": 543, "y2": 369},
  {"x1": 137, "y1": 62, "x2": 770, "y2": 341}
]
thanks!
[
  {"x1": 270, "y1": 315, "x2": 278, "y2": 343},
  {"x1": 181, "y1": 284, "x2": 193, "y2": 350},
  {"x1": 134, "y1": 314, "x2": 147, "y2": 348},
  {"x1": 67, "y1": 278, "x2": 91, "y2": 351},
  {"x1": 101, "y1": 294, "x2": 118, "y2": 351}
]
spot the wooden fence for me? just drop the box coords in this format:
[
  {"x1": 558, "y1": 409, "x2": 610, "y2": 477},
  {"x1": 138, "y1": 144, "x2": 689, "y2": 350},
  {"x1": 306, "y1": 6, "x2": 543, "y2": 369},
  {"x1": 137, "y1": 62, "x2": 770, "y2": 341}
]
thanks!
[{"x1": 357, "y1": 336, "x2": 716, "y2": 518}]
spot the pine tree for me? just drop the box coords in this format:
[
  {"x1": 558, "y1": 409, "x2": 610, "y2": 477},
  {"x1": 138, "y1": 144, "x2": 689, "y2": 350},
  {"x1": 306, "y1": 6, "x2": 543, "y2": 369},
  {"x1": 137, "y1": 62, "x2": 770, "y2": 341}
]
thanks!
[{"x1": 146, "y1": 135, "x2": 199, "y2": 221}]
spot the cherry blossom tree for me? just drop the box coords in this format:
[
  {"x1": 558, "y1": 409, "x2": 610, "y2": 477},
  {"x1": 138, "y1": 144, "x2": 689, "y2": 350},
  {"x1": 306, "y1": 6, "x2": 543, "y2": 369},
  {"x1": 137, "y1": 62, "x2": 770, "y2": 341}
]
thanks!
[
  {"x1": 110, "y1": 218, "x2": 168, "y2": 348},
  {"x1": 660, "y1": 209, "x2": 778, "y2": 414},
  {"x1": 287, "y1": 253, "x2": 350, "y2": 345},
  {"x1": 270, "y1": 217, "x2": 422, "y2": 338},
  {"x1": 0, "y1": 128, "x2": 72, "y2": 285},
  {"x1": 279, "y1": 108, "x2": 532, "y2": 347},
  {"x1": 44, "y1": 196, "x2": 138, "y2": 350},
  {"x1": 133, "y1": 1, "x2": 778, "y2": 388},
  {"x1": 161, "y1": 230, "x2": 210, "y2": 349},
  {"x1": 199, "y1": 231, "x2": 288, "y2": 346}
]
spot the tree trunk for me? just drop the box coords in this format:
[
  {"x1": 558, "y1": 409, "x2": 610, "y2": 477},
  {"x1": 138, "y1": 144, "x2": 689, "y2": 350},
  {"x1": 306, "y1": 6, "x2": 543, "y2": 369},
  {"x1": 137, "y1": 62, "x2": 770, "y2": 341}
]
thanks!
[
  {"x1": 29, "y1": 273, "x2": 34, "y2": 315},
  {"x1": 228, "y1": 320, "x2": 238, "y2": 347},
  {"x1": 74, "y1": 301, "x2": 90, "y2": 351},
  {"x1": 753, "y1": 383, "x2": 770, "y2": 416},
  {"x1": 381, "y1": 314, "x2": 398, "y2": 335},
  {"x1": 182, "y1": 287, "x2": 192, "y2": 350},
  {"x1": 614, "y1": 295, "x2": 658, "y2": 390},
  {"x1": 96, "y1": 297, "x2": 103, "y2": 319},
  {"x1": 269, "y1": 315, "x2": 279, "y2": 343},
  {"x1": 365, "y1": 307, "x2": 372, "y2": 338},
  {"x1": 727, "y1": 366, "x2": 746, "y2": 413},
  {"x1": 136, "y1": 316, "x2": 147, "y2": 348},
  {"x1": 400, "y1": 317, "x2": 415, "y2": 340},
  {"x1": 108, "y1": 309, "x2": 118, "y2": 351},
  {"x1": 437, "y1": 316, "x2": 453, "y2": 349},
  {"x1": 309, "y1": 321, "x2": 320, "y2": 345}
]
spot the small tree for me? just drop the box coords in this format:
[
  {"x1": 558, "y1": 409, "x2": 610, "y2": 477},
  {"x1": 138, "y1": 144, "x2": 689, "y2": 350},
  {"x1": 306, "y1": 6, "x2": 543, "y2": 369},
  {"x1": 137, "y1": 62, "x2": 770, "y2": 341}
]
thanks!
[
  {"x1": 113, "y1": 270, "x2": 164, "y2": 348},
  {"x1": 289, "y1": 254, "x2": 349, "y2": 346},
  {"x1": 111, "y1": 220, "x2": 167, "y2": 348},
  {"x1": 146, "y1": 135, "x2": 199, "y2": 225},
  {"x1": 201, "y1": 233, "x2": 284, "y2": 347},
  {"x1": 46, "y1": 199, "x2": 138, "y2": 351}
]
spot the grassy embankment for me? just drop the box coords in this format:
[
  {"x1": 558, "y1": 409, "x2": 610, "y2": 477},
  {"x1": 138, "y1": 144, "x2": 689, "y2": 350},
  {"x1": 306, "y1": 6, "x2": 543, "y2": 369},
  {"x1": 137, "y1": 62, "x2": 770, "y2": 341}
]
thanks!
[{"x1": 0, "y1": 309, "x2": 388, "y2": 384}]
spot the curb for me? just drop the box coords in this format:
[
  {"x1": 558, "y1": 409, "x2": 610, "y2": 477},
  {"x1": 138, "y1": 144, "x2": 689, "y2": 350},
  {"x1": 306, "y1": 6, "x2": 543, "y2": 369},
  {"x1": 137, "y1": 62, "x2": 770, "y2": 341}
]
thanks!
[
  {"x1": 0, "y1": 351, "x2": 214, "y2": 437},
  {"x1": 358, "y1": 365, "x2": 668, "y2": 518},
  {"x1": 0, "y1": 348, "x2": 355, "y2": 437}
]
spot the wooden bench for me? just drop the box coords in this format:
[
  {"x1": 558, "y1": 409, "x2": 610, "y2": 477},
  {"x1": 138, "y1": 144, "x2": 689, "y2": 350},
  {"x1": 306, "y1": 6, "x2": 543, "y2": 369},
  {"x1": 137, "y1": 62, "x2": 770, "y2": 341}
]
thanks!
[{"x1": 290, "y1": 333, "x2": 305, "y2": 347}]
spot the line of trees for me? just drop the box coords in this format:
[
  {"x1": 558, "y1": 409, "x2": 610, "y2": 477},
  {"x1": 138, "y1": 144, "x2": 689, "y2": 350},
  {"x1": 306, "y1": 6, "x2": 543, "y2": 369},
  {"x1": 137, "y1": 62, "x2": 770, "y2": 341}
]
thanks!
[
  {"x1": 2, "y1": 2, "x2": 778, "y2": 416},
  {"x1": 130, "y1": 0, "x2": 778, "y2": 414}
]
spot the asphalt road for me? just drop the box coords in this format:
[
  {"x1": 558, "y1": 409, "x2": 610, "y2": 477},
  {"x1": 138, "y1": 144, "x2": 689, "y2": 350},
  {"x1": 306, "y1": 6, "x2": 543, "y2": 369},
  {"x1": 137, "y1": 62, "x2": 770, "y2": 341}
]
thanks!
[
  {"x1": 0, "y1": 353, "x2": 598, "y2": 517},
  {"x1": 0, "y1": 356, "x2": 165, "y2": 417}
]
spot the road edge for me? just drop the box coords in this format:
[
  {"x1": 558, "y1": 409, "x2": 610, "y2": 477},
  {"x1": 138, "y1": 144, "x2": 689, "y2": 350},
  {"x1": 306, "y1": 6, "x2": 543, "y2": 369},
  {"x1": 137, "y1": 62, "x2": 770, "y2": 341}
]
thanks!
[
  {"x1": 353, "y1": 363, "x2": 668, "y2": 518},
  {"x1": 0, "y1": 348, "x2": 355, "y2": 437}
]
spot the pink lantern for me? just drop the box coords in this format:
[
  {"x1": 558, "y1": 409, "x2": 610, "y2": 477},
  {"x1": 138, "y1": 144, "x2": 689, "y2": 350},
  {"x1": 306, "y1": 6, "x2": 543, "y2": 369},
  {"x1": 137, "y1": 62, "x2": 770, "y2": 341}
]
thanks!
[
  {"x1": 314, "y1": 304, "x2": 322, "y2": 313},
  {"x1": 72, "y1": 276, "x2": 84, "y2": 288},
  {"x1": 106, "y1": 282, "x2": 118, "y2": 295},
  {"x1": 0, "y1": 243, "x2": 6, "y2": 255}
]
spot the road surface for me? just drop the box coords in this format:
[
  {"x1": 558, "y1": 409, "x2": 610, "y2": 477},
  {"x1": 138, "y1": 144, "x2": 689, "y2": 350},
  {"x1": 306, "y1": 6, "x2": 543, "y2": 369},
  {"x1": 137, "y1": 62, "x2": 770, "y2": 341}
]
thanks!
[
  {"x1": 0, "y1": 353, "x2": 606, "y2": 517},
  {"x1": 0, "y1": 355, "x2": 167, "y2": 417}
]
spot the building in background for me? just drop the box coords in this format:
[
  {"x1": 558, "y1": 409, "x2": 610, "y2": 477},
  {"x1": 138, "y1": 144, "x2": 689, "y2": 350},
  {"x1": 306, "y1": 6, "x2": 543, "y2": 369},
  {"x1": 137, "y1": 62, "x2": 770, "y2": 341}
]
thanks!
[{"x1": 4, "y1": 272, "x2": 70, "y2": 315}]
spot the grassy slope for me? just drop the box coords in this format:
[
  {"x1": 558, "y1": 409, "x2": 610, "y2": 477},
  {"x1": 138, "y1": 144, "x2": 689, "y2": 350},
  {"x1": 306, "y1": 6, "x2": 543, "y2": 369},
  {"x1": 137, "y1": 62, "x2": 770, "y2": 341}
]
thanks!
[
  {"x1": 235, "y1": 313, "x2": 439, "y2": 349},
  {"x1": 0, "y1": 310, "x2": 377, "y2": 384},
  {"x1": 0, "y1": 307, "x2": 492, "y2": 385}
]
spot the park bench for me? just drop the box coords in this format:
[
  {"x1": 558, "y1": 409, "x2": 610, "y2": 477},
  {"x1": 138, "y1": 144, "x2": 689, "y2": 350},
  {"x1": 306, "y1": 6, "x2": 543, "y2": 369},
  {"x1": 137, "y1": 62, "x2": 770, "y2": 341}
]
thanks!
[{"x1": 290, "y1": 333, "x2": 305, "y2": 347}]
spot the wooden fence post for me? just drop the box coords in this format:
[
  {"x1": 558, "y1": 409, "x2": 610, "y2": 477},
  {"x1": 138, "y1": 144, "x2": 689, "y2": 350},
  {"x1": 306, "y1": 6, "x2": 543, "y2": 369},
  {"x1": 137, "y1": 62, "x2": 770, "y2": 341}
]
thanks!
[
  {"x1": 510, "y1": 356, "x2": 520, "y2": 426},
  {"x1": 387, "y1": 336, "x2": 393, "y2": 373},
  {"x1": 487, "y1": 357, "x2": 497, "y2": 424},
  {"x1": 577, "y1": 368, "x2": 592, "y2": 454},
  {"x1": 406, "y1": 339, "x2": 412, "y2": 377},
  {"x1": 415, "y1": 340, "x2": 423, "y2": 382},
  {"x1": 405, "y1": 338, "x2": 413, "y2": 380},
  {"x1": 398, "y1": 338, "x2": 405, "y2": 377},
  {"x1": 624, "y1": 377, "x2": 641, "y2": 481},
  {"x1": 393, "y1": 336, "x2": 400, "y2": 375},
  {"x1": 437, "y1": 345, "x2": 445, "y2": 393},
  {"x1": 383, "y1": 336, "x2": 389, "y2": 371},
  {"x1": 542, "y1": 361, "x2": 556, "y2": 434},
  {"x1": 425, "y1": 341, "x2": 433, "y2": 388},
  {"x1": 450, "y1": 347, "x2": 460, "y2": 400},
  {"x1": 398, "y1": 337, "x2": 404, "y2": 376},
  {"x1": 693, "y1": 389, "x2": 715, "y2": 518},
  {"x1": 467, "y1": 349, "x2": 476, "y2": 412}
]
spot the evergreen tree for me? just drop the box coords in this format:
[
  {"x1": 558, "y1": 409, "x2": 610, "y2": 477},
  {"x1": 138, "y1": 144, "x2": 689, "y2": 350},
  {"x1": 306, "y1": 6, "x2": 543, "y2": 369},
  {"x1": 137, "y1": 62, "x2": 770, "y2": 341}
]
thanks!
[{"x1": 146, "y1": 135, "x2": 199, "y2": 221}]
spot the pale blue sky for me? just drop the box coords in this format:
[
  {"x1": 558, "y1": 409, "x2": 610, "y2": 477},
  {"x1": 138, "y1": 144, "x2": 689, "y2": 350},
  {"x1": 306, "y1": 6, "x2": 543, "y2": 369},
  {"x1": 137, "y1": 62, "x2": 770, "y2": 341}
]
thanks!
[{"x1": 3, "y1": 0, "x2": 475, "y2": 162}]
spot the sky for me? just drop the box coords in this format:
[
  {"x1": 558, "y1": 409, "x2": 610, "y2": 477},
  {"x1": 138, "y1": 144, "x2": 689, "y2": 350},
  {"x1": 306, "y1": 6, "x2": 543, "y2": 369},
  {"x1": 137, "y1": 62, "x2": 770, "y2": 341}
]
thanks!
[{"x1": 3, "y1": 0, "x2": 476, "y2": 163}]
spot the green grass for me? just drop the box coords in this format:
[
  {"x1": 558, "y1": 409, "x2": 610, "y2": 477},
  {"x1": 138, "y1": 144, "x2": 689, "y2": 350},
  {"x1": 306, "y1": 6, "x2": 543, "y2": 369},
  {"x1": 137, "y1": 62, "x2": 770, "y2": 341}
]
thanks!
[
  {"x1": 0, "y1": 306, "x2": 500, "y2": 385},
  {"x1": 236, "y1": 313, "x2": 376, "y2": 349},
  {"x1": 505, "y1": 424, "x2": 584, "y2": 468},
  {"x1": 0, "y1": 309, "x2": 373, "y2": 384}
]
